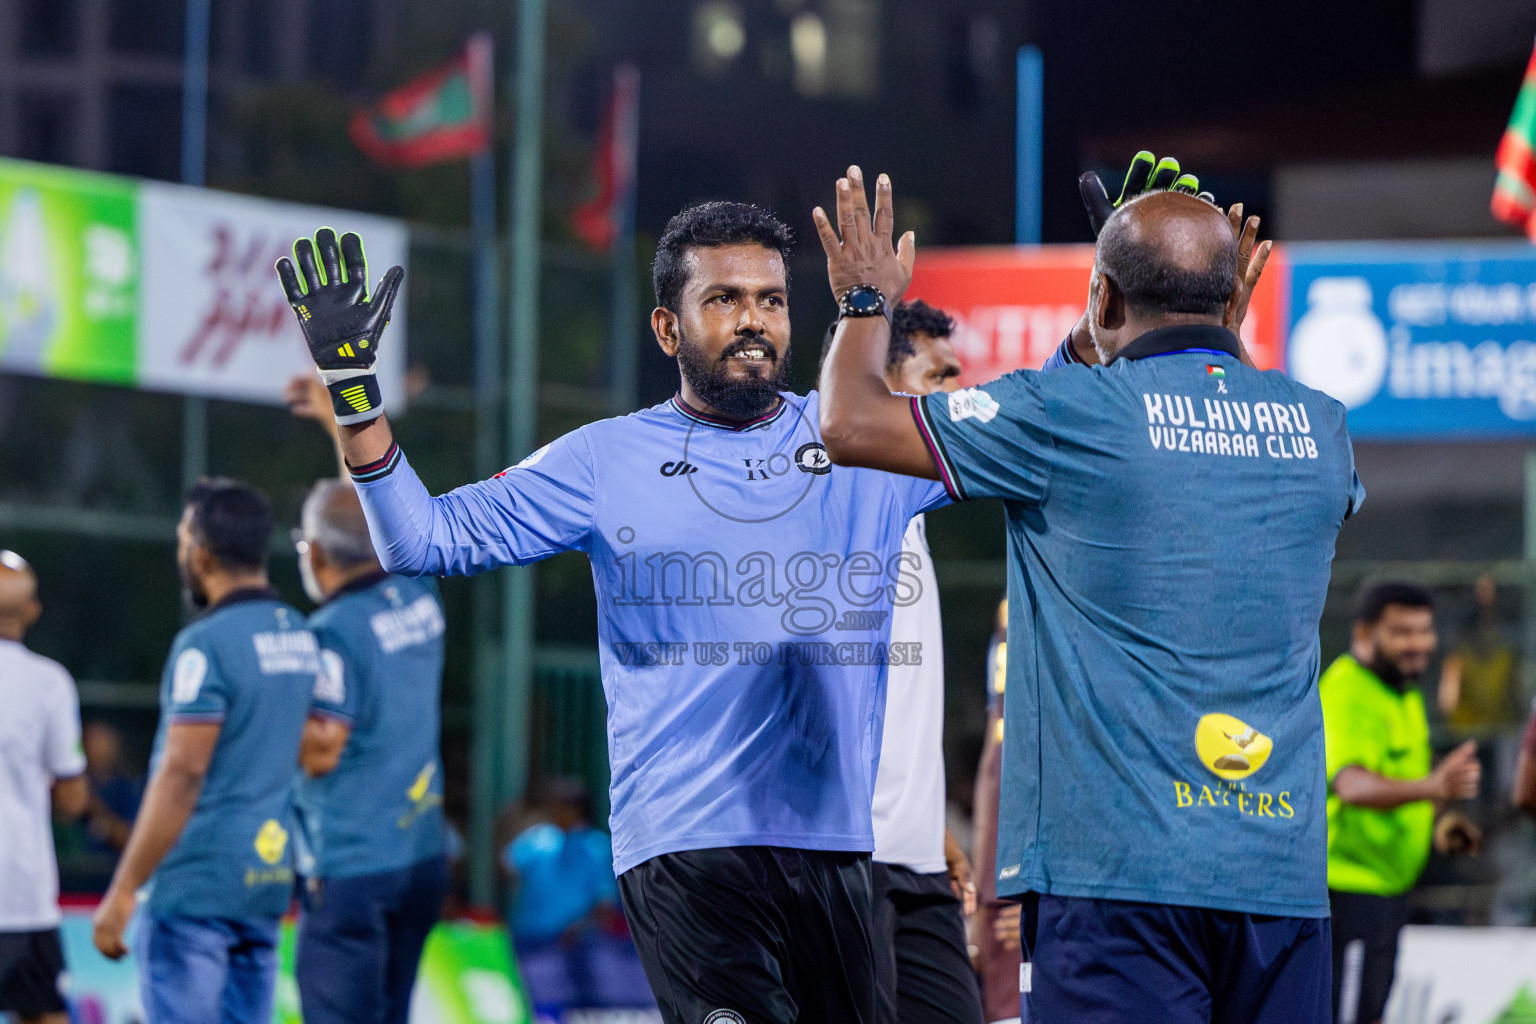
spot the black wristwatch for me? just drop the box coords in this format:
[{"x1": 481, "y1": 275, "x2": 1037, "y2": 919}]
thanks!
[{"x1": 838, "y1": 284, "x2": 888, "y2": 319}]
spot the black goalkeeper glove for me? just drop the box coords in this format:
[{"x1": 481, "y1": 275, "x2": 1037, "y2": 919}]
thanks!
[
  {"x1": 275, "y1": 227, "x2": 404, "y2": 426},
  {"x1": 1078, "y1": 150, "x2": 1213, "y2": 238}
]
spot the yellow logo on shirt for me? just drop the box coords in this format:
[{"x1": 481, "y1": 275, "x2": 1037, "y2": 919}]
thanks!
[
  {"x1": 399, "y1": 761, "x2": 443, "y2": 829},
  {"x1": 254, "y1": 819, "x2": 289, "y2": 865},
  {"x1": 1194, "y1": 713, "x2": 1273, "y2": 781}
]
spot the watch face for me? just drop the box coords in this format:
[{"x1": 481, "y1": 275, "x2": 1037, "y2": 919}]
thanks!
[{"x1": 844, "y1": 287, "x2": 884, "y2": 315}]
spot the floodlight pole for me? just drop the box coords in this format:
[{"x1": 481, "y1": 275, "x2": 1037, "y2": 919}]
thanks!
[
  {"x1": 179, "y1": 0, "x2": 213, "y2": 490},
  {"x1": 498, "y1": 0, "x2": 546, "y2": 856},
  {"x1": 1015, "y1": 46, "x2": 1043, "y2": 246}
]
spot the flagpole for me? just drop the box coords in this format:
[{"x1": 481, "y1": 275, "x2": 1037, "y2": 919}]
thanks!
[
  {"x1": 179, "y1": 0, "x2": 212, "y2": 492},
  {"x1": 607, "y1": 65, "x2": 641, "y2": 414},
  {"x1": 467, "y1": 131, "x2": 502, "y2": 910},
  {"x1": 501, "y1": 0, "x2": 546, "y2": 830}
]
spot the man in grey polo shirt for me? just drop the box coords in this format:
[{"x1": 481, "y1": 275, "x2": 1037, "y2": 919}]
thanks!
[{"x1": 817, "y1": 167, "x2": 1362, "y2": 1024}]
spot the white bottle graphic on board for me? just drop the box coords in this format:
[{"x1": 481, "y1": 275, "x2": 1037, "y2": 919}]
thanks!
[
  {"x1": 0, "y1": 188, "x2": 56, "y2": 372},
  {"x1": 1288, "y1": 277, "x2": 1388, "y2": 409}
]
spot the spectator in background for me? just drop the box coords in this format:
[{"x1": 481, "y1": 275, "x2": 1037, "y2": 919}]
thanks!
[
  {"x1": 291, "y1": 478, "x2": 450, "y2": 1024},
  {"x1": 81, "y1": 722, "x2": 143, "y2": 863},
  {"x1": 288, "y1": 383, "x2": 451, "y2": 1024},
  {"x1": 92, "y1": 479, "x2": 316, "y2": 1024},
  {"x1": 1322, "y1": 582, "x2": 1484, "y2": 1024},
  {"x1": 0, "y1": 549, "x2": 88, "y2": 1024},
  {"x1": 503, "y1": 778, "x2": 652, "y2": 1017},
  {"x1": 1438, "y1": 575, "x2": 1521, "y2": 739}
]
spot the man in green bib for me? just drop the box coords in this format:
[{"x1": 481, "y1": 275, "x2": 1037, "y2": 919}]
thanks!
[{"x1": 1321, "y1": 581, "x2": 1482, "y2": 1024}]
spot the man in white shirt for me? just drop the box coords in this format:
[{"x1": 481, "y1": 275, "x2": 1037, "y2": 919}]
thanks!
[
  {"x1": 866, "y1": 302, "x2": 983, "y2": 1024},
  {"x1": 0, "y1": 551, "x2": 88, "y2": 1024}
]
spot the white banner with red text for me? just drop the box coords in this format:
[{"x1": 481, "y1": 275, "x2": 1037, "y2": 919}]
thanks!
[{"x1": 0, "y1": 156, "x2": 408, "y2": 407}]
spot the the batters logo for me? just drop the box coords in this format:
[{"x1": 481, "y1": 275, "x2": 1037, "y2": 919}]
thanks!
[
  {"x1": 1194, "y1": 713, "x2": 1273, "y2": 781},
  {"x1": 795, "y1": 441, "x2": 832, "y2": 474},
  {"x1": 254, "y1": 819, "x2": 289, "y2": 865},
  {"x1": 703, "y1": 1012, "x2": 745, "y2": 1024}
]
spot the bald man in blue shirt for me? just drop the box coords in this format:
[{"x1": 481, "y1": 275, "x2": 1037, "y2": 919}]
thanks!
[{"x1": 817, "y1": 167, "x2": 1361, "y2": 1024}]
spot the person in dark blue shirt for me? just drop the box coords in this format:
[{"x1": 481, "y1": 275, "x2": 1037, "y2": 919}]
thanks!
[
  {"x1": 289, "y1": 477, "x2": 450, "y2": 1024},
  {"x1": 818, "y1": 168, "x2": 1361, "y2": 1024},
  {"x1": 93, "y1": 479, "x2": 317, "y2": 1024}
]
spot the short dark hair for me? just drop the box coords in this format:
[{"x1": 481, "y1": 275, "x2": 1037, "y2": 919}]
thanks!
[
  {"x1": 652, "y1": 201, "x2": 793, "y2": 312},
  {"x1": 889, "y1": 300, "x2": 956, "y2": 371},
  {"x1": 1353, "y1": 581, "x2": 1434, "y2": 625},
  {"x1": 185, "y1": 477, "x2": 272, "y2": 571},
  {"x1": 1096, "y1": 206, "x2": 1237, "y2": 317}
]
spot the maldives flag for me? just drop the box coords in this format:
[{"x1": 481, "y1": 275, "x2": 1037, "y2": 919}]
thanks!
[
  {"x1": 572, "y1": 64, "x2": 641, "y2": 252},
  {"x1": 351, "y1": 33, "x2": 492, "y2": 168},
  {"x1": 1492, "y1": 40, "x2": 1536, "y2": 240}
]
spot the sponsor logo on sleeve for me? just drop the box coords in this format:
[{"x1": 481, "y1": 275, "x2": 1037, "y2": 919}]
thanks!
[
  {"x1": 947, "y1": 387, "x2": 999, "y2": 424},
  {"x1": 315, "y1": 649, "x2": 345, "y2": 705},
  {"x1": 171, "y1": 648, "x2": 208, "y2": 704}
]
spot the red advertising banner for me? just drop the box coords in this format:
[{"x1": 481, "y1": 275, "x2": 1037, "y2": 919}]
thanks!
[{"x1": 906, "y1": 245, "x2": 1287, "y2": 385}]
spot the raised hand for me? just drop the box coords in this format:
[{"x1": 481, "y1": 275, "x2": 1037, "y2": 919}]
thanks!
[
  {"x1": 1226, "y1": 203, "x2": 1273, "y2": 338},
  {"x1": 275, "y1": 228, "x2": 403, "y2": 425},
  {"x1": 1432, "y1": 739, "x2": 1482, "y2": 802},
  {"x1": 1079, "y1": 151, "x2": 1211, "y2": 238},
  {"x1": 812, "y1": 165, "x2": 915, "y2": 307}
]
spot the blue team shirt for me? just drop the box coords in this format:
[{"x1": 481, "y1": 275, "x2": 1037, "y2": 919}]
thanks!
[
  {"x1": 295, "y1": 573, "x2": 447, "y2": 879},
  {"x1": 914, "y1": 325, "x2": 1363, "y2": 917},
  {"x1": 353, "y1": 391, "x2": 947, "y2": 875},
  {"x1": 146, "y1": 590, "x2": 317, "y2": 919}
]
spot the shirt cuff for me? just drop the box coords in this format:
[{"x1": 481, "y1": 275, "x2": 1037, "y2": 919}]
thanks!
[
  {"x1": 348, "y1": 442, "x2": 402, "y2": 484},
  {"x1": 910, "y1": 395, "x2": 966, "y2": 502}
]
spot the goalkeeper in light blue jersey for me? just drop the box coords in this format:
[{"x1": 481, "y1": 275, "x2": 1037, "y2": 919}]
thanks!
[{"x1": 276, "y1": 204, "x2": 948, "y2": 1024}]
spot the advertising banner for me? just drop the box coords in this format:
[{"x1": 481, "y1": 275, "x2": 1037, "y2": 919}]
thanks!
[
  {"x1": 57, "y1": 907, "x2": 533, "y2": 1024},
  {"x1": 0, "y1": 157, "x2": 408, "y2": 407},
  {"x1": 1386, "y1": 925, "x2": 1536, "y2": 1023},
  {"x1": 1284, "y1": 242, "x2": 1536, "y2": 439},
  {"x1": 906, "y1": 245, "x2": 1286, "y2": 385}
]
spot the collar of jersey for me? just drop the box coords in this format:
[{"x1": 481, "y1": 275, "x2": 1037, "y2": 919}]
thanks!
[
  {"x1": 1111, "y1": 324, "x2": 1241, "y2": 363},
  {"x1": 325, "y1": 569, "x2": 392, "y2": 605},
  {"x1": 208, "y1": 585, "x2": 280, "y2": 613},
  {"x1": 670, "y1": 393, "x2": 788, "y2": 432}
]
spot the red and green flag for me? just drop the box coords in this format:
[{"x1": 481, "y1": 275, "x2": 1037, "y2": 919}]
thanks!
[
  {"x1": 1492, "y1": 40, "x2": 1536, "y2": 240},
  {"x1": 351, "y1": 33, "x2": 492, "y2": 168}
]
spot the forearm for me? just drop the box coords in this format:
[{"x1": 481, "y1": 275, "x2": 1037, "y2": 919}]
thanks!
[
  {"x1": 107, "y1": 767, "x2": 203, "y2": 894},
  {"x1": 354, "y1": 448, "x2": 562, "y2": 576},
  {"x1": 339, "y1": 415, "x2": 397, "y2": 469},
  {"x1": 1333, "y1": 766, "x2": 1441, "y2": 810},
  {"x1": 819, "y1": 317, "x2": 939, "y2": 478}
]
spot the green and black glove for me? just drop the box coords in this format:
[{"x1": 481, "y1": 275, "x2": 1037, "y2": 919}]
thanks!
[
  {"x1": 1078, "y1": 150, "x2": 1212, "y2": 237},
  {"x1": 276, "y1": 227, "x2": 404, "y2": 426}
]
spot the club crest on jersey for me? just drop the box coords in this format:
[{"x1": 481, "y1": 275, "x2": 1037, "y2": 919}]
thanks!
[
  {"x1": 703, "y1": 1012, "x2": 745, "y2": 1024},
  {"x1": 948, "y1": 387, "x2": 998, "y2": 424},
  {"x1": 795, "y1": 442, "x2": 832, "y2": 475},
  {"x1": 254, "y1": 819, "x2": 289, "y2": 865},
  {"x1": 1195, "y1": 713, "x2": 1273, "y2": 780}
]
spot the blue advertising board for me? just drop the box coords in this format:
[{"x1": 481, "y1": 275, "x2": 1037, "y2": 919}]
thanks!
[{"x1": 1284, "y1": 241, "x2": 1536, "y2": 439}]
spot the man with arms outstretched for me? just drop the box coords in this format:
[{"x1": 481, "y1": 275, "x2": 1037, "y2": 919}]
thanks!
[
  {"x1": 275, "y1": 211, "x2": 948, "y2": 1024},
  {"x1": 817, "y1": 167, "x2": 1362, "y2": 1023}
]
